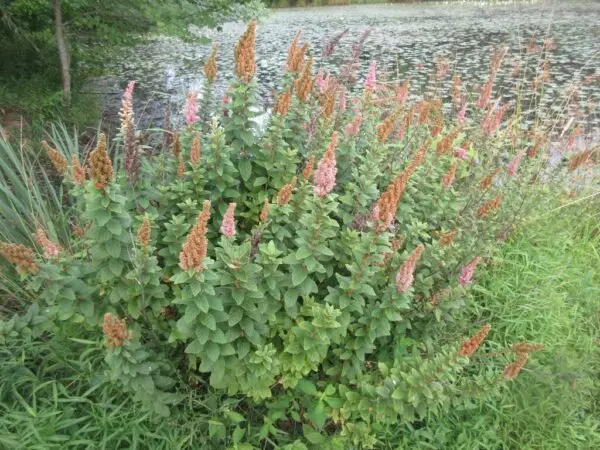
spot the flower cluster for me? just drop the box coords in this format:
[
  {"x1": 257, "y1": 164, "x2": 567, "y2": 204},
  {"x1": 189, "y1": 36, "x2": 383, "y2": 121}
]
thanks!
[{"x1": 179, "y1": 200, "x2": 211, "y2": 272}]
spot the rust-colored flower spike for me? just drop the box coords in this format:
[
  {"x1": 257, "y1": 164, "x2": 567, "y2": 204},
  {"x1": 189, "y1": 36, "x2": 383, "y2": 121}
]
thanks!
[
  {"x1": 179, "y1": 200, "x2": 211, "y2": 273},
  {"x1": 177, "y1": 153, "x2": 185, "y2": 178},
  {"x1": 503, "y1": 352, "x2": 529, "y2": 381},
  {"x1": 259, "y1": 199, "x2": 270, "y2": 222},
  {"x1": 436, "y1": 127, "x2": 461, "y2": 156},
  {"x1": 406, "y1": 139, "x2": 431, "y2": 174},
  {"x1": 71, "y1": 156, "x2": 86, "y2": 185},
  {"x1": 479, "y1": 168, "x2": 500, "y2": 190},
  {"x1": 295, "y1": 54, "x2": 314, "y2": 102},
  {"x1": 286, "y1": 31, "x2": 308, "y2": 73},
  {"x1": 429, "y1": 288, "x2": 450, "y2": 306},
  {"x1": 190, "y1": 133, "x2": 201, "y2": 167},
  {"x1": 439, "y1": 229, "x2": 457, "y2": 246},
  {"x1": 42, "y1": 140, "x2": 67, "y2": 174},
  {"x1": 34, "y1": 227, "x2": 62, "y2": 259},
  {"x1": 172, "y1": 133, "x2": 181, "y2": 159},
  {"x1": 458, "y1": 324, "x2": 492, "y2": 357},
  {"x1": 0, "y1": 242, "x2": 38, "y2": 275},
  {"x1": 119, "y1": 81, "x2": 139, "y2": 183},
  {"x1": 204, "y1": 43, "x2": 219, "y2": 83},
  {"x1": 569, "y1": 149, "x2": 593, "y2": 172},
  {"x1": 102, "y1": 313, "x2": 131, "y2": 348},
  {"x1": 303, "y1": 155, "x2": 315, "y2": 181},
  {"x1": 442, "y1": 160, "x2": 458, "y2": 189},
  {"x1": 137, "y1": 216, "x2": 151, "y2": 249},
  {"x1": 477, "y1": 195, "x2": 503, "y2": 218},
  {"x1": 234, "y1": 20, "x2": 257, "y2": 83},
  {"x1": 321, "y1": 89, "x2": 337, "y2": 121},
  {"x1": 277, "y1": 177, "x2": 297, "y2": 205},
  {"x1": 377, "y1": 109, "x2": 402, "y2": 143},
  {"x1": 89, "y1": 133, "x2": 113, "y2": 187},
  {"x1": 274, "y1": 88, "x2": 293, "y2": 118},
  {"x1": 418, "y1": 101, "x2": 431, "y2": 125},
  {"x1": 512, "y1": 343, "x2": 545, "y2": 354}
]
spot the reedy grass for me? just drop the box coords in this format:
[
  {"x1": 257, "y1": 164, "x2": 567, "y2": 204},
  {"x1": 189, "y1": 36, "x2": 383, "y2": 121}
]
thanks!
[{"x1": 391, "y1": 199, "x2": 600, "y2": 449}]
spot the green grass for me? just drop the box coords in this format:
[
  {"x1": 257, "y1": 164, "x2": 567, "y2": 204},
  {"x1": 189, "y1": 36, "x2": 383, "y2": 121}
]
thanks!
[{"x1": 394, "y1": 202, "x2": 600, "y2": 449}]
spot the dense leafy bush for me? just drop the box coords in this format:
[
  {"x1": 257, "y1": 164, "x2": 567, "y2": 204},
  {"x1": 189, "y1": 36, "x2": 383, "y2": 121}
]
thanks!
[{"x1": 1, "y1": 21, "x2": 596, "y2": 448}]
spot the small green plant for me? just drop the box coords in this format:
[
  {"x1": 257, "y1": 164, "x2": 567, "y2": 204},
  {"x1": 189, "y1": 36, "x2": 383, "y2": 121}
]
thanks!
[{"x1": 1, "y1": 21, "x2": 596, "y2": 448}]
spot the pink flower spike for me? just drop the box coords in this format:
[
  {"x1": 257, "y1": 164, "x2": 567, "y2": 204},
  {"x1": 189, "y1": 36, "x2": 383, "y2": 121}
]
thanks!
[
  {"x1": 344, "y1": 112, "x2": 362, "y2": 137},
  {"x1": 459, "y1": 257, "x2": 482, "y2": 286},
  {"x1": 220, "y1": 203, "x2": 237, "y2": 239},
  {"x1": 339, "y1": 88, "x2": 347, "y2": 112},
  {"x1": 457, "y1": 98, "x2": 467, "y2": 124},
  {"x1": 185, "y1": 92, "x2": 200, "y2": 125},
  {"x1": 365, "y1": 60, "x2": 376, "y2": 90},
  {"x1": 313, "y1": 132, "x2": 338, "y2": 197},
  {"x1": 507, "y1": 149, "x2": 526, "y2": 176},
  {"x1": 395, "y1": 245, "x2": 425, "y2": 292}
]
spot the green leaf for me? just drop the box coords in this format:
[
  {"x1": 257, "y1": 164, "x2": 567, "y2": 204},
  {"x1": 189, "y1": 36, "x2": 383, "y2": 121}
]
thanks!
[
  {"x1": 228, "y1": 306, "x2": 244, "y2": 326},
  {"x1": 309, "y1": 401, "x2": 327, "y2": 429},
  {"x1": 291, "y1": 266, "x2": 308, "y2": 287},
  {"x1": 109, "y1": 259, "x2": 124, "y2": 277},
  {"x1": 106, "y1": 219, "x2": 122, "y2": 235},
  {"x1": 196, "y1": 326, "x2": 210, "y2": 345},
  {"x1": 226, "y1": 411, "x2": 246, "y2": 424},
  {"x1": 302, "y1": 425, "x2": 325, "y2": 444},
  {"x1": 208, "y1": 420, "x2": 225, "y2": 439},
  {"x1": 105, "y1": 240, "x2": 121, "y2": 258},
  {"x1": 185, "y1": 339, "x2": 203, "y2": 355},
  {"x1": 201, "y1": 313, "x2": 217, "y2": 330},
  {"x1": 253, "y1": 176, "x2": 267, "y2": 187},
  {"x1": 296, "y1": 379, "x2": 318, "y2": 396},
  {"x1": 238, "y1": 160, "x2": 252, "y2": 182},
  {"x1": 232, "y1": 425, "x2": 246, "y2": 443},
  {"x1": 206, "y1": 342, "x2": 220, "y2": 362}
]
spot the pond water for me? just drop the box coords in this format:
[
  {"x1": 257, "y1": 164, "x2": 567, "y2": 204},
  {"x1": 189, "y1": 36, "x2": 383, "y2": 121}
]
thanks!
[{"x1": 88, "y1": 2, "x2": 600, "y2": 132}]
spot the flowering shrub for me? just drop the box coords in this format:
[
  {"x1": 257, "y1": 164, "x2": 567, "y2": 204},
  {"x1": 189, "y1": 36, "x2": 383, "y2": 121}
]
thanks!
[{"x1": 1, "y1": 21, "x2": 596, "y2": 448}]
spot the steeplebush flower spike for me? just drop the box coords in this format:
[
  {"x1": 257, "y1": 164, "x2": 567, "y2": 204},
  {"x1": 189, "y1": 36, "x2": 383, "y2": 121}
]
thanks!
[
  {"x1": 277, "y1": 177, "x2": 297, "y2": 205},
  {"x1": 429, "y1": 288, "x2": 450, "y2": 306},
  {"x1": 344, "y1": 112, "x2": 362, "y2": 137},
  {"x1": 568, "y1": 149, "x2": 593, "y2": 172},
  {"x1": 102, "y1": 313, "x2": 131, "y2": 348},
  {"x1": 42, "y1": 140, "x2": 67, "y2": 174},
  {"x1": 295, "y1": 54, "x2": 313, "y2": 102},
  {"x1": 204, "y1": 44, "x2": 219, "y2": 83},
  {"x1": 89, "y1": 133, "x2": 113, "y2": 188},
  {"x1": 274, "y1": 88, "x2": 293, "y2": 118},
  {"x1": 503, "y1": 352, "x2": 529, "y2": 381},
  {"x1": 477, "y1": 195, "x2": 502, "y2": 218},
  {"x1": 259, "y1": 199, "x2": 270, "y2": 222},
  {"x1": 377, "y1": 109, "x2": 402, "y2": 143},
  {"x1": 286, "y1": 31, "x2": 307, "y2": 73},
  {"x1": 323, "y1": 28, "x2": 348, "y2": 59},
  {"x1": 179, "y1": 200, "x2": 211, "y2": 273},
  {"x1": 459, "y1": 256, "x2": 483, "y2": 286},
  {"x1": 436, "y1": 128, "x2": 461, "y2": 156},
  {"x1": 442, "y1": 160, "x2": 458, "y2": 189},
  {"x1": 172, "y1": 133, "x2": 181, "y2": 159},
  {"x1": 120, "y1": 80, "x2": 140, "y2": 183},
  {"x1": 512, "y1": 343, "x2": 545, "y2": 354},
  {"x1": 321, "y1": 87, "x2": 337, "y2": 121},
  {"x1": 177, "y1": 153, "x2": 185, "y2": 178},
  {"x1": 185, "y1": 92, "x2": 200, "y2": 126},
  {"x1": 71, "y1": 156, "x2": 86, "y2": 186},
  {"x1": 313, "y1": 132, "x2": 338, "y2": 197},
  {"x1": 395, "y1": 244, "x2": 425, "y2": 292},
  {"x1": 220, "y1": 202, "x2": 237, "y2": 239},
  {"x1": 0, "y1": 242, "x2": 38, "y2": 275},
  {"x1": 137, "y1": 216, "x2": 151, "y2": 249},
  {"x1": 34, "y1": 227, "x2": 62, "y2": 259},
  {"x1": 479, "y1": 168, "x2": 500, "y2": 190},
  {"x1": 507, "y1": 149, "x2": 527, "y2": 176},
  {"x1": 439, "y1": 229, "x2": 457, "y2": 246},
  {"x1": 190, "y1": 133, "x2": 201, "y2": 167},
  {"x1": 458, "y1": 323, "x2": 492, "y2": 357},
  {"x1": 234, "y1": 20, "x2": 257, "y2": 83},
  {"x1": 365, "y1": 60, "x2": 376, "y2": 90},
  {"x1": 303, "y1": 155, "x2": 315, "y2": 182}
]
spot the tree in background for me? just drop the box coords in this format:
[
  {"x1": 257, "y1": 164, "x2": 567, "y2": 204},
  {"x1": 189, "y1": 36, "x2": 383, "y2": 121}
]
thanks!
[{"x1": 0, "y1": 0, "x2": 258, "y2": 106}]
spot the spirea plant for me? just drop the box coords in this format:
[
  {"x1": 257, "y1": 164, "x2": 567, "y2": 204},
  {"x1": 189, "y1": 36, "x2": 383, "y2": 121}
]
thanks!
[{"x1": 1, "y1": 20, "x2": 594, "y2": 448}]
